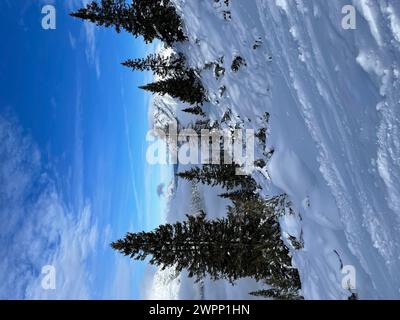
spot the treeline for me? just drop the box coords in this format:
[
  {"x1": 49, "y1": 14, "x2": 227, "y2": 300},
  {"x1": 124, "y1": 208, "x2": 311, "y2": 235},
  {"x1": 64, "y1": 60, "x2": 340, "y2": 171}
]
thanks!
[
  {"x1": 71, "y1": 0, "x2": 302, "y2": 299},
  {"x1": 113, "y1": 161, "x2": 301, "y2": 299},
  {"x1": 70, "y1": 0, "x2": 206, "y2": 105},
  {"x1": 175, "y1": 162, "x2": 301, "y2": 299}
]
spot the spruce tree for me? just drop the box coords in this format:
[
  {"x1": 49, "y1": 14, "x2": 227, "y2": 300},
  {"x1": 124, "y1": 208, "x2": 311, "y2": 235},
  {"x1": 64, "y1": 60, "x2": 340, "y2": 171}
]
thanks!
[
  {"x1": 176, "y1": 164, "x2": 258, "y2": 191},
  {"x1": 122, "y1": 53, "x2": 186, "y2": 78},
  {"x1": 133, "y1": 0, "x2": 186, "y2": 45},
  {"x1": 70, "y1": 0, "x2": 133, "y2": 33},
  {"x1": 112, "y1": 203, "x2": 297, "y2": 284},
  {"x1": 70, "y1": 0, "x2": 186, "y2": 44},
  {"x1": 219, "y1": 190, "x2": 258, "y2": 202},
  {"x1": 139, "y1": 71, "x2": 206, "y2": 105},
  {"x1": 226, "y1": 197, "x2": 301, "y2": 292}
]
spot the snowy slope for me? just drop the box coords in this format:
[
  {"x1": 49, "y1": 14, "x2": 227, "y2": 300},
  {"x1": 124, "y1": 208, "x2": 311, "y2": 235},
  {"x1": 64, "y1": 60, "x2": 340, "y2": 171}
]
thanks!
[{"x1": 149, "y1": 0, "x2": 400, "y2": 300}]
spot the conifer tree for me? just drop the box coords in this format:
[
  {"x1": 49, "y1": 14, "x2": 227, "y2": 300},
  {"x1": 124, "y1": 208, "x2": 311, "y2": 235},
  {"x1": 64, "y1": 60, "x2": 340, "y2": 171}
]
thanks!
[
  {"x1": 70, "y1": 0, "x2": 132, "y2": 33},
  {"x1": 226, "y1": 197, "x2": 301, "y2": 291},
  {"x1": 112, "y1": 203, "x2": 298, "y2": 284},
  {"x1": 70, "y1": 0, "x2": 186, "y2": 44},
  {"x1": 122, "y1": 53, "x2": 186, "y2": 78},
  {"x1": 133, "y1": 0, "x2": 186, "y2": 44},
  {"x1": 176, "y1": 164, "x2": 258, "y2": 191},
  {"x1": 139, "y1": 71, "x2": 206, "y2": 105},
  {"x1": 219, "y1": 190, "x2": 258, "y2": 202}
]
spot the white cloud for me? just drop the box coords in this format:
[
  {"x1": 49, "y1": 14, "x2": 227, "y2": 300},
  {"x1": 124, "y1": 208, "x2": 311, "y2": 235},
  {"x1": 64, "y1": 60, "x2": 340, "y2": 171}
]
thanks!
[
  {"x1": 81, "y1": 4, "x2": 101, "y2": 79},
  {"x1": 68, "y1": 32, "x2": 77, "y2": 49},
  {"x1": 25, "y1": 201, "x2": 98, "y2": 299},
  {"x1": 0, "y1": 115, "x2": 99, "y2": 299},
  {"x1": 83, "y1": 21, "x2": 96, "y2": 64}
]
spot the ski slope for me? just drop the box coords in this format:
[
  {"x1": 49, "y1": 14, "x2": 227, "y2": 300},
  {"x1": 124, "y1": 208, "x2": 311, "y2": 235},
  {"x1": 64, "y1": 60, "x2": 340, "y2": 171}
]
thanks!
[{"x1": 148, "y1": 0, "x2": 400, "y2": 299}]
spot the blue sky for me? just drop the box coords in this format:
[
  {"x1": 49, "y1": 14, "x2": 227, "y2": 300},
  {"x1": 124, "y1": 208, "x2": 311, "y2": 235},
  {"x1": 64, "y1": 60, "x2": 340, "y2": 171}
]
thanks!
[{"x1": 0, "y1": 0, "x2": 170, "y2": 299}]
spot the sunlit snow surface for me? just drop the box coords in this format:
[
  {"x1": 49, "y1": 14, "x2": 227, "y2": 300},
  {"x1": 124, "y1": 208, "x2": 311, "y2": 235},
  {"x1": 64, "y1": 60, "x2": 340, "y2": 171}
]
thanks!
[{"x1": 149, "y1": 0, "x2": 400, "y2": 300}]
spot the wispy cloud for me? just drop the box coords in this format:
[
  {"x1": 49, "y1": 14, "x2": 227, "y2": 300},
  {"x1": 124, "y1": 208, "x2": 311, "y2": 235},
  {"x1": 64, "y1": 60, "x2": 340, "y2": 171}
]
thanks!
[
  {"x1": 83, "y1": 21, "x2": 97, "y2": 64},
  {"x1": 68, "y1": 32, "x2": 77, "y2": 49},
  {"x1": 0, "y1": 114, "x2": 98, "y2": 299},
  {"x1": 121, "y1": 86, "x2": 144, "y2": 229},
  {"x1": 67, "y1": 0, "x2": 101, "y2": 79}
]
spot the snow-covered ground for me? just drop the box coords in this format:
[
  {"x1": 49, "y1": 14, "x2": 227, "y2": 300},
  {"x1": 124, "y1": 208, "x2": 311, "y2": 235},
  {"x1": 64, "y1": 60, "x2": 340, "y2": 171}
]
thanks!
[{"x1": 147, "y1": 0, "x2": 400, "y2": 300}]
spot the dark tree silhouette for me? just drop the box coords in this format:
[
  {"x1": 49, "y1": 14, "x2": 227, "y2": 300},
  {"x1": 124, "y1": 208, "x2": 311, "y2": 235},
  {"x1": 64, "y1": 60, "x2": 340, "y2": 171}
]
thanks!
[
  {"x1": 112, "y1": 200, "x2": 299, "y2": 286},
  {"x1": 133, "y1": 0, "x2": 186, "y2": 44},
  {"x1": 70, "y1": 0, "x2": 186, "y2": 44},
  {"x1": 122, "y1": 53, "x2": 186, "y2": 78},
  {"x1": 139, "y1": 70, "x2": 206, "y2": 105},
  {"x1": 176, "y1": 164, "x2": 258, "y2": 191},
  {"x1": 70, "y1": 0, "x2": 133, "y2": 33}
]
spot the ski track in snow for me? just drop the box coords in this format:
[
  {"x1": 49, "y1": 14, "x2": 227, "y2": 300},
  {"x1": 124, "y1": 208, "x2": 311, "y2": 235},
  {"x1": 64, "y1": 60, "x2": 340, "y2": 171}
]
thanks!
[{"x1": 155, "y1": 0, "x2": 400, "y2": 299}]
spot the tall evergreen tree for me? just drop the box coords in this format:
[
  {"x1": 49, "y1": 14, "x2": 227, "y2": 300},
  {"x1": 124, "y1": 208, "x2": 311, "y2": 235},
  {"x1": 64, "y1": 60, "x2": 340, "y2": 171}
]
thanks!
[
  {"x1": 70, "y1": 0, "x2": 186, "y2": 44},
  {"x1": 176, "y1": 164, "x2": 258, "y2": 191},
  {"x1": 70, "y1": 0, "x2": 134, "y2": 33},
  {"x1": 133, "y1": 0, "x2": 186, "y2": 44},
  {"x1": 122, "y1": 53, "x2": 186, "y2": 78},
  {"x1": 139, "y1": 70, "x2": 206, "y2": 105},
  {"x1": 112, "y1": 201, "x2": 299, "y2": 285},
  {"x1": 226, "y1": 198, "x2": 300, "y2": 290}
]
